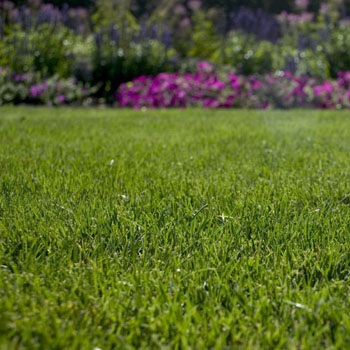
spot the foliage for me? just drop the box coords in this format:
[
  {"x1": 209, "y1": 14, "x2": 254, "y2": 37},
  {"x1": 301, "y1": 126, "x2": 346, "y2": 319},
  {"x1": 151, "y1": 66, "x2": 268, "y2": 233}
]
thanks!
[
  {"x1": 91, "y1": 26, "x2": 178, "y2": 101},
  {"x1": 0, "y1": 67, "x2": 96, "y2": 106},
  {"x1": 222, "y1": 32, "x2": 275, "y2": 75},
  {"x1": 325, "y1": 22, "x2": 350, "y2": 77},
  {"x1": 223, "y1": 6, "x2": 281, "y2": 41},
  {"x1": 91, "y1": 0, "x2": 138, "y2": 34},
  {"x1": 0, "y1": 67, "x2": 28, "y2": 105},
  {"x1": 0, "y1": 24, "x2": 80, "y2": 78},
  {"x1": 13, "y1": 0, "x2": 350, "y2": 17},
  {"x1": 1, "y1": 60, "x2": 350, "y2": 109},
  {"x1": 273, "y1": 2, "x2": 350, "y2": 78},
  {"x1": 1, "y1": 0, "x2": 350, "y2": 102},
  {"x1": 202, "y1": 0, "x2": 296, "y2": 14},
  {"x1": 0, "y1": 1, "x2": 91, "y2": 37},
  {"x1": 272, "y1": 45, "x2": 330, "y2": 78},
  {"x1": 188, "y1": 10, "x2": 221, "y2": 61}
]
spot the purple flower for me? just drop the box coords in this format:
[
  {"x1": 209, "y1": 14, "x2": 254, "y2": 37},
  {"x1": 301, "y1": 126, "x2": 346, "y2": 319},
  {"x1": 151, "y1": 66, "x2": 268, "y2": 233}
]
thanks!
[
  {"x1": 29, "y1": 83, "x2": 48, "y2": 98},
  {"x1": 29, "y1": 85, "x2": 41, "y2": 97},
  {"x1": 57, "y1": 95, "x2": 65, "y2": 104},
  {"x1": 12, "y1": 73, "x2": 21, "y2": 81}
]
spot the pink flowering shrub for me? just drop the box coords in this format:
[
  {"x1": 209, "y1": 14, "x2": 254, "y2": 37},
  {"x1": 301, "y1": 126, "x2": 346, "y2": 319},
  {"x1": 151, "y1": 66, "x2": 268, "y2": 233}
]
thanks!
[
  {"x1": 26, "y1": 77, "x2": 93, "y2": 106},
  {"x1": 116, "y1": 62, "x2": 350, "y2": 109},
  {"x1": 116, "y1": 62, "x2": 265, "y2": 109}
]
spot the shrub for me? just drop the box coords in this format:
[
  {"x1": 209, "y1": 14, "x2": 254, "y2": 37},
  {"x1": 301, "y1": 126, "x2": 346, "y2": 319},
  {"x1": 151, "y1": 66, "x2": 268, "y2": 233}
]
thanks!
[
  {"x1": 0, "y1": 66, "x2": 96, "y2": 106},
  {"x1": 0, "y1": 1, "x2": 91, "y2": 36},
  {"x1": 0, "y1": 24, "x2": 79, "y2": 78},
  {"x1": 222, "y1": 32, "x2": 275, "y2": 75},
  {"x1": 225, "y1": 7, "x2": 281, "y2": 42},
  {"x1": 326, "y1": 22, "x2": 350, "y2": 77},
  {"x1": 91, "y1": 25, "x2": 178, "y2": 102},
  {"x1": 115, "y1": 62, "x2": 264, "y2": 109},
  {"x1": 272, "y1": 45, "x2": 330, "y2": 78},
  {"x1": 188, "y1": 11, "x2": 221, "y2": 61},
  {"x1": 0, "y1": 67, "x2": 28, "y2": 105},
  {"x1": 115, "y1": 62, "x2": 350, "y2": 110}
]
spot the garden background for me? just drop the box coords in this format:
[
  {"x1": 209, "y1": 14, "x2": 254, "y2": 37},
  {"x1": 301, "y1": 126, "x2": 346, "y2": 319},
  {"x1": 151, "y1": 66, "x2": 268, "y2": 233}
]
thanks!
[{"x1": 1, "y1": 0, "x2": 350, "y2": 108}]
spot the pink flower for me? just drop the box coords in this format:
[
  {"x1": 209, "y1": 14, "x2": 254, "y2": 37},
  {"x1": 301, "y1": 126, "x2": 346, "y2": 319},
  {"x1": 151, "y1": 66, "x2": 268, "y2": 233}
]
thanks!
[
  {"x1": 228, "y1": 73, "x2": 240, "y2": 90},
  {"x1": 313, "y1": 81, "x2": 333, "y2": 96},
  {"x1": 250, "y1": 78, "x2": 262, "y2": 90},
  {"x1": 188, "y1": 0, "x2": 201, "y2": 11},
  {"x1": 294, "y1": 0, "x2": 309, "y2": 11},
  {"x1": 197, "y1": 61, "x2": 214, "y2": 73},
  {"x1": 323, "y1": 82, "x2": 333, "y2": 94},
  {"x1": 320, "y1": 3, "x2": 329, "y2": 16},
  {"x1": 337, "y1": 71, "x2": 350, "y2": 89},
  {"x1": 260, "y1": 101, "x2": 269, "y2": 109},
  {"x1": 203, "y1": 98, "x2": 219, "y2": 108}
]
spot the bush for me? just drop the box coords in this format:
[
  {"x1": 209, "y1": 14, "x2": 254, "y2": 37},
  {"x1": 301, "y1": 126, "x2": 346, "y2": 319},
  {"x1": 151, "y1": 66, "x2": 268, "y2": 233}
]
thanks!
[
  {"x1": 1, "y1": 0, "x2": 350, "y2": 106},
  {"x1": 91, "y1": 25, "x2": 178, "y2": 102},
  {"x1": 0, "y1": 66, "x2": 96, "y2": 106},
  {"x1": 188, "y1": 11, "x2": 221, "y2": 61},
  {"x1": 0, "y1": 24, "x2": 79, "y2": 78},
  {"x1": 272, "y1": 45, "x2": 330, "y2": 78},
  {"x1": 116, "y1": 62, "x2": 265, "y2": 109},
  {"x1": 222, "y1": 32, "x2": 275, "y2": 75},
  {"x1": 115, "y1": 62, "x2": 350, "y2": 110},
  {"x1": 326, "y1": 23, "x2": 350, "y2": 77},
  {"x1": 0, "y1": 67, "x2": 28, "y2": 105}
]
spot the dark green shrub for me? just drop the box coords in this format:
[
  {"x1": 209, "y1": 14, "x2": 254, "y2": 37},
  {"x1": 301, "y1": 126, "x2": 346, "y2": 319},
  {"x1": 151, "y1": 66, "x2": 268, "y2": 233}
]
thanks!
[
  {"x1": 91, "y1": 27, "x2": 178, "y2": 101},
  {"x1": 0, "y1": 24, "x2": 79, "y2": 78},
  {"x1": 326, "y1": 23, "x2": 350, "y2": 77},
  {"x1": 222, "y1": 32, "x2": 275, "y2": 75},
  {"x1": 188, "y1": 11, "x2": 221, "y2": 61},
  {"x1": 272, "y1": 45, "x2": 330, "y2": 78}
]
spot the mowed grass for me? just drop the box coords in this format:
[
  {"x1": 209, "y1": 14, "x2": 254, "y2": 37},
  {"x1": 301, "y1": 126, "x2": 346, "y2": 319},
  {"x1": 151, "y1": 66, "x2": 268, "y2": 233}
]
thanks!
[{"x1": 0, "y1": 107, "x2": 350, "y2": 349}]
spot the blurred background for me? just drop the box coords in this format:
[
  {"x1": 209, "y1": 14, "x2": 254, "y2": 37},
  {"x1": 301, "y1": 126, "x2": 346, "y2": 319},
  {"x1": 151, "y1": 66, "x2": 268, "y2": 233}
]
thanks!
[{"x1": 1, "y1": 0, "x2": 350, "y2": 103}]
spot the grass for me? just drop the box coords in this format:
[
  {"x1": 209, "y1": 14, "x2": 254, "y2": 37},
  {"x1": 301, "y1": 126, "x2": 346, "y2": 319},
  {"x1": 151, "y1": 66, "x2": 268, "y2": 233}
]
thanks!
[{"x1": 0, "y1": 107, "x2": 350, "y2": 349}]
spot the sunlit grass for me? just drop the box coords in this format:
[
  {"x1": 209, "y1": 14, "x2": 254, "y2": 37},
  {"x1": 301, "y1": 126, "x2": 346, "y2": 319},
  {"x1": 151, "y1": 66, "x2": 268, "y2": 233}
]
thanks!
[{"x1": 1, "y1": 107, "x2": 350, "y2": 349}]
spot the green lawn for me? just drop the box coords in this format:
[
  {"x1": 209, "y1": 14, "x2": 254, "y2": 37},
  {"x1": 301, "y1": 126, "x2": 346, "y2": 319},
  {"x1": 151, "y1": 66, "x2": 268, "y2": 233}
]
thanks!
[{"x1": 1, "y1": 107, "x2": 350, "y2": 349}]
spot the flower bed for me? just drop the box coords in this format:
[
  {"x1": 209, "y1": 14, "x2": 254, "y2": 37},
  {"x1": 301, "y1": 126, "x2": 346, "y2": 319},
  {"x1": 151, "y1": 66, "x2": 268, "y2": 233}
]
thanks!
[
  {"x1": 1, "y1": 63, "x2": 350, "y2": 109},
  {"x1": 116, "y1": 62, "x2": 350, "y2": 109}
]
